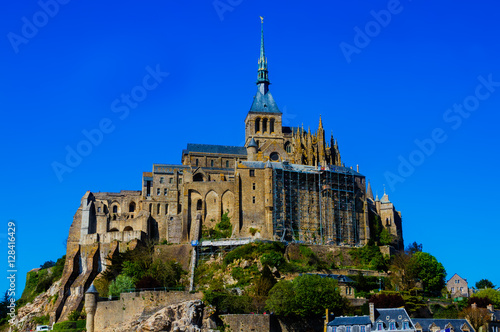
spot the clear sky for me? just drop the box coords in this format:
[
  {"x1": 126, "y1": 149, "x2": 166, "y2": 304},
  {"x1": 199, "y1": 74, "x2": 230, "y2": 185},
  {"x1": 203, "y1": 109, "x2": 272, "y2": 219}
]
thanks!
[{"x1": 1, "y1": 0, "x2": 499, "y2": 297}]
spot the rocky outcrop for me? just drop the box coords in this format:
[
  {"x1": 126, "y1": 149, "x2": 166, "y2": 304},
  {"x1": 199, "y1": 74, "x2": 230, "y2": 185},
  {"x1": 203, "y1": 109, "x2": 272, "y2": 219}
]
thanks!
[
  {"x1": 98, "y1": 300, "x2": 212, "y2": 332},
  {"x1": 10, "y1": 280, "x2": 61, "y2": 331}
]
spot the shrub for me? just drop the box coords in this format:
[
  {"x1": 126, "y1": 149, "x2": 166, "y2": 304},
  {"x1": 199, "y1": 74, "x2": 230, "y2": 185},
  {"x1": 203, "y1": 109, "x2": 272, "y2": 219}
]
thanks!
[{"x1": 109, "y1": 275, "x2": 135, "y2": 296}]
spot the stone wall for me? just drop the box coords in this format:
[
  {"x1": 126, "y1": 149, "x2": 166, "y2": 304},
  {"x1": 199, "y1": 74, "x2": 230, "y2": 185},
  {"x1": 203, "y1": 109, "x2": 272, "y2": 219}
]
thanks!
[
  {"x1": 221, "y1": 314, "x2": 273, "y2": 332},
  {"x1": 94, "y1": 290, "x2": 202, "y2": 331}
]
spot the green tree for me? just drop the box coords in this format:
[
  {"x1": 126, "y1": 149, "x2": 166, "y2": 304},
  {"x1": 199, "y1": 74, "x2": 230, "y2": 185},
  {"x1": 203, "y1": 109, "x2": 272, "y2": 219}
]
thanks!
[
  {"x1": 476, "y1": 279, "x2": 496, "y2": 290},
  {"x1": 474, "y1": 288, "x2": 500, "y2": 307},
  {"x1": 265, "y1": 280, "x2": 296, "y2": 316},
  {"x1": 108, "y1": 275, "x2": 135, "y2": 296},
  {"x1": 409, "y1": 252, "x2": 446, "y2": 296},
  {"x1": 379, "y1": 229, "x2": 394, "y2": 246},
  {"x1": 266, "y1": 274, "x2": 346, "y2": 317},
  {"x1": 405, "y1": 242, "x2": 423, "y2": 255}
]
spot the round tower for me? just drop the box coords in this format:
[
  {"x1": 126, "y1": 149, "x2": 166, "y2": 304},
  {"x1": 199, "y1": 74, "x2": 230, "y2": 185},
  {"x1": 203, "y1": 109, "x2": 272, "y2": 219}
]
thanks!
[
  {"x1": 85, "y1": 284, "x2": 99, "y2": 332},
  {"x1": 247, "y1": 137, "x2": 258, "y2": 161}
]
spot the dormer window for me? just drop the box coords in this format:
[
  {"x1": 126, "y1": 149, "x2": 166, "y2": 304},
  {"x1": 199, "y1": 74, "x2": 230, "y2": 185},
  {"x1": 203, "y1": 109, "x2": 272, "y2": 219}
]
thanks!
[
  {"x1": 378, "y1": 323, "x2": 384, "y2": 330},
  {"x1": 389, "y1": 322, "x2": 395, "y2": 330}
]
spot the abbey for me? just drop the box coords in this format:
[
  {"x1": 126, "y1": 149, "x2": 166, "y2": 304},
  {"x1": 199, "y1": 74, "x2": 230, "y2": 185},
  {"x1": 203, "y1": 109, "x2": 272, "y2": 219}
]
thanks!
[{"x1": 51, "y1": 21, "x2": 404, "y2": 323}]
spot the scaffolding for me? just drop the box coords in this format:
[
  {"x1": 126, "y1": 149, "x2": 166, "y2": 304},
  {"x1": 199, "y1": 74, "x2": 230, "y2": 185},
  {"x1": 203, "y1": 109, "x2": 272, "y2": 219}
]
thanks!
[{"x1": 273, "y1": 162, "x2": 361, "y2": 245}]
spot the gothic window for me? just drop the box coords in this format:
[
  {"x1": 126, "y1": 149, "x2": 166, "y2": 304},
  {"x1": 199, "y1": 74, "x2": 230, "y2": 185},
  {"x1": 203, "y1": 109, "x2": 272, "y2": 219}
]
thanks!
[
  {"x1": 113, "y1": 205, "x2": 118, "y2": 213},
  {"x1": 285, "y1": 141, "x2": 291, "y2": 153},
  {"x1": 262, "y1": 118, "x2": 268, "y2": 132},
  {"x1": 270, "y1": 118, "x2": 275, "y2": 132},
  {"x1": 255, "y1": 118, "x2": 260, "y2": 132},
  {"x1": 157, "y1": 203, "x2": 161, "y2": 215},
  {"x1": 129, "y1": 202, "x2": 136, "y2": 212},
  {"x1": 165, "y1": 204, "x2": 168, "y2": 215},
  {"x1": 196, "y1": 199, "x2": 202, "y2": 210}
]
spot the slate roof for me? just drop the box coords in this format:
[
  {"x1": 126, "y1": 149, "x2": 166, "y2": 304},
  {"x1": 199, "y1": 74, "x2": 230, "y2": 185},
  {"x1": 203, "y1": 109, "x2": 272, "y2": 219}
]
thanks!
[
  {"x1": 328, "y1": 316, "x2": 372, "y2": 327},
  {"x1": 249, "y1": 90, "x2": 281, "y2": 114},
  {"x1": 185, "y1": 144, "x2": 247, "y2": 156},
  {"x1": 86, "y1": 284, "x2": 98, "y2": 294},
  {"x1": 412, "y1": 319, "x2": 474, "y2": 332},
  {"x1": 374, "y1": 308, "x2": 414, "y2": 330}
]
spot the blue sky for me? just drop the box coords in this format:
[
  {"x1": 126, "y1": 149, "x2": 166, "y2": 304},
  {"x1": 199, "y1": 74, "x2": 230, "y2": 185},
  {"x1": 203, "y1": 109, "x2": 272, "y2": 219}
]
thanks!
[{"x1": 2, "y1": 0, "x2": 500, "y2": 296}]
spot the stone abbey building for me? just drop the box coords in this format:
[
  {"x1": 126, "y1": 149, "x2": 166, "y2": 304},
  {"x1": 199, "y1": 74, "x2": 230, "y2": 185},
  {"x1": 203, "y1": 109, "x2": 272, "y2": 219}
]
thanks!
[{"x1": 52, "y1": 21, "x2": 404, "y2": 323}]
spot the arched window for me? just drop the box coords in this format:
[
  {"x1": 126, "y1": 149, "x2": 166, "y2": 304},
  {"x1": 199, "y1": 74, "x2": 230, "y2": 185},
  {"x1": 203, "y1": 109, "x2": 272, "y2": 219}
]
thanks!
[
  {"x1": 285, "y1": 141, "x2": 292, "y2": 153},
  {"x1": 124, "y1": 226, "x2": 133, "y2": 232},
  {"x1": 109, "y1": 228, "x2": 119, "y2": 232},
  {"x1": 196, "y1": 199, "x2": 202, "y2": 210},
  {"x1": 157, "y1": 203, "x2": 161, "y2": 215},
  {"x1": 129, "y1": 202, "x2": 136, "y2": 212},
  {"x1": 178, "y1": 204, "x2": 182, "y2": 214},
  {"x1": 262, "y1": 118, "x2": 268, "y2": 132},
  {"x1": 270, "y1": 118, "x2": 275, "y2": 133},
  {"x1": 112, "y1": 215, "x2": 117, "y2": 220},
  {"x1": 255, "y1": 118, "x2": 261, "y2": 132},
  {"x1": 165, "y1": 204, "x2": 168, "y2": 215},
  {"x1": 112, "y1": 205, "x2": 118, "y2": 213},
  {"x1": 149, "y1": 203, "x2": 152, "y2": 213}
]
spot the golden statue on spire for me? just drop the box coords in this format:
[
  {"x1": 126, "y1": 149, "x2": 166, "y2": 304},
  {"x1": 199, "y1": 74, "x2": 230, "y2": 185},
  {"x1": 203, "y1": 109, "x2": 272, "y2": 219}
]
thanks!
[{"x1": 260, "y1": 16, "x2": 264, "y2": 23}]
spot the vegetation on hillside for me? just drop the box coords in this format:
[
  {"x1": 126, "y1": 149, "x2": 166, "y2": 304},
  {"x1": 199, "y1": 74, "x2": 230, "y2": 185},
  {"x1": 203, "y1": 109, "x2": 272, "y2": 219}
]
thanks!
[
  {"x1": 97, "y1": 241, "x2": 186, "y2": 297},
  {"x1": 18, "y1": 255, "x2": 65, "y2": 307}
]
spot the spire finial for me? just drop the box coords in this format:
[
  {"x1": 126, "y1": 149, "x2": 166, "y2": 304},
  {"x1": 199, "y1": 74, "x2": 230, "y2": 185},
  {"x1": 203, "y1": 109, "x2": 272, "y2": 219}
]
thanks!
[{"x1": 257, "y1": 17, "x2": 270, "y2": 92}]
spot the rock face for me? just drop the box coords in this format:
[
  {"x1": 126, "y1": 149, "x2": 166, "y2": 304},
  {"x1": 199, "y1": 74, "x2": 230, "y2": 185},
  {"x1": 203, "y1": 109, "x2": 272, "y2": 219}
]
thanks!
[
  {"x1": 98, "y1": 300, "x2": 209, "y2": 332},
  {"x1": 10, "y1": 280, "x2": 61, "y2": 331}
]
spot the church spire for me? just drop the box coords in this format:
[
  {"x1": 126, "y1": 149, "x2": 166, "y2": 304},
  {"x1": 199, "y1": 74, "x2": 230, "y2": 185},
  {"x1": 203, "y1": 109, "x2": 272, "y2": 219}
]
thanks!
[{"x1": 257, "y1": 16, "x2": 270, "y2": 94}]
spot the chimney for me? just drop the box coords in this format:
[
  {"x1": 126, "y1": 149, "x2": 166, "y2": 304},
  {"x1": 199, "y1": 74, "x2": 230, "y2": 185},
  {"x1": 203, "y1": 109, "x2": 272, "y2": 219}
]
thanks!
[
  {"x1": 369, "y1": 303, "x2": 375, "y2": 323},
  {"x1": 472, "y1": 303, "x2": 477, "y2": 310},
  {"x1": 487, "y1": 304, "x2": 494, "y2": 312}
]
